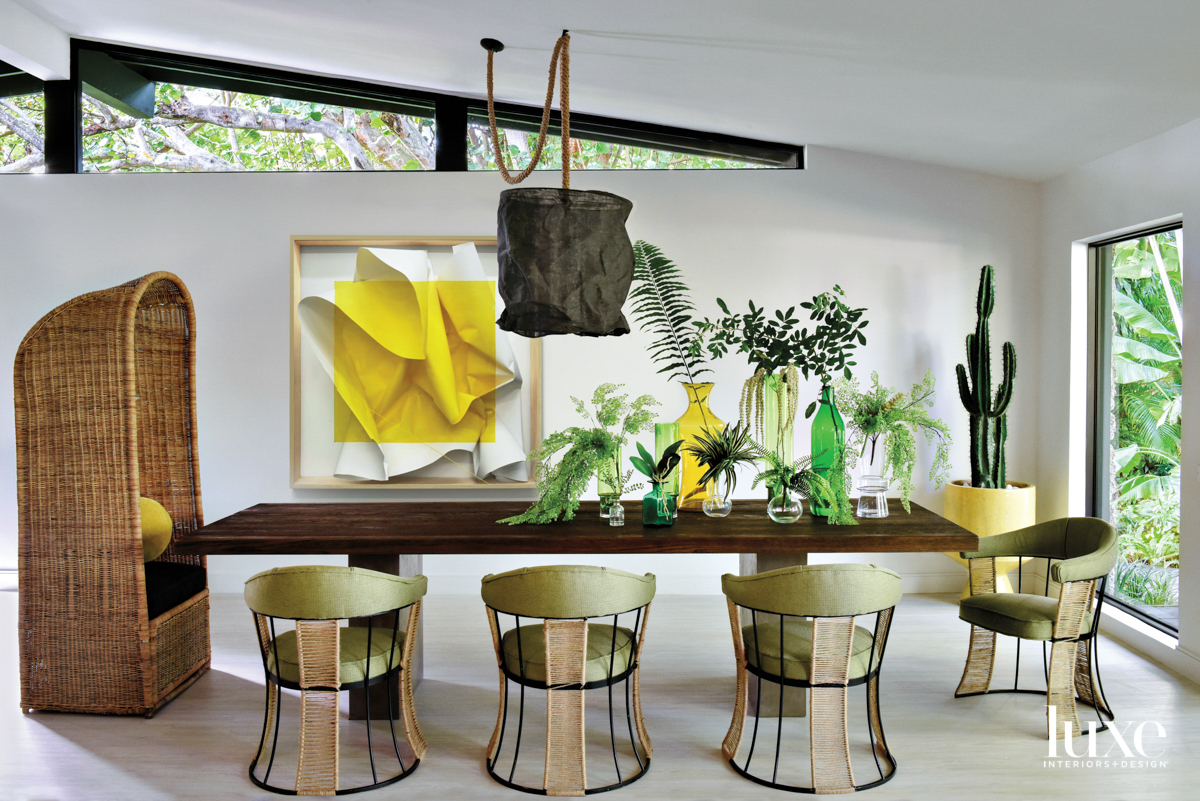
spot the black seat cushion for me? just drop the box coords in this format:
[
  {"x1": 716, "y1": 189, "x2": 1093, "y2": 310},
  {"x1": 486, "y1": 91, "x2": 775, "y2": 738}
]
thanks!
[{"x1": 144, "y1": 562, "x2": 206, "y2": 620}]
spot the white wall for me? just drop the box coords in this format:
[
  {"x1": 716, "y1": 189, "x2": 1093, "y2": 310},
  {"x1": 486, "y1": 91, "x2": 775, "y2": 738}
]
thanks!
[
  {"x1": 1042, "y1": 118, "x2": 1200, "y2": 681},
  {"x1": 0, "y1": 145, "x2": 1041, "y2": 596}
]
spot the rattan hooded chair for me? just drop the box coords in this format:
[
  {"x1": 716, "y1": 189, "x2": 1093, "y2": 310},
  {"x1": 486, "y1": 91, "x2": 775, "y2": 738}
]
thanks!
[
  {"x1": 481, "y1": 565, "x2": 655, "y2": 795},
  {"x1": 245, "y1": 565, "x2": 428, "y2": 795},
  {"x1": 15, "y1": 272, "x2": 210, "y2": 717},
  {"x1": 955, "y1": 517, "x2": 1119, "y2": 739},
  {"x1": 722, "y1": 564, "x2": 903, "y2": 794}
]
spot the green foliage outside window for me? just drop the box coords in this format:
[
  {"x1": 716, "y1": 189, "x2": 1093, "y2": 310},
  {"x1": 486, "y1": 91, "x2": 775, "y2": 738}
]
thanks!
[
  {"x1": 1107, "y1": 231, "x2": 1182, "y2": 608},
  {"x1": 0, "y1": 92, "x2": 45, "y2": 173}
]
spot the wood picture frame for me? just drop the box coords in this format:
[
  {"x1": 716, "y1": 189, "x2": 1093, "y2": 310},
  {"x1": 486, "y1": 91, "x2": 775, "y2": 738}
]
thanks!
[{"x1": 290, "y1": 235, "x2": 541, "y2": 489}]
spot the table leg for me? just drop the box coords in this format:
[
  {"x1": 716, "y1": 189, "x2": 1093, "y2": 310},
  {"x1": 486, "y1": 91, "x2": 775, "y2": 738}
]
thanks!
[
  {"x1": 347, "y1": 554, "x2": 423, "y2": 720},
  {"x1": 741, "y1": 552, "x2": 808, "y2": 717}
]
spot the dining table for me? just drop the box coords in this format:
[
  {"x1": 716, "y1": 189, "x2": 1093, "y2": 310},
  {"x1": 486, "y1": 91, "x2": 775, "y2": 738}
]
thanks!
[{"x1": 174, "y1": 498, "x2": 977, "y2": 718}]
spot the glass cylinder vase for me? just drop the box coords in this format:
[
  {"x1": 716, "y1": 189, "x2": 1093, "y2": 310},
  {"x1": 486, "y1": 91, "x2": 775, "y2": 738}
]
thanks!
[
  {"x1": 809, "y1": 384, "x2": 845, "y2": 517},
  {"x1": 675, "y1": 383, "x2": 725, "y2": 512},
  {"x1": 761, "y1": 371, "x2": 795, "y2": 499},
  {"x1": 702, "y1": 474, "x2": 733, "y2": 517},
  {"x1": 643, "y1": 485, "x2": 675, "y2": 527},
  {"x1": 597, "y1": 445, "x2": 622, "y2": 519},
  {"x1": 655, "y1": 422, "x2": 682, "y2": 518},
  {"x1": 856, "y1": 433, "x2": 890, "y2": 518}
]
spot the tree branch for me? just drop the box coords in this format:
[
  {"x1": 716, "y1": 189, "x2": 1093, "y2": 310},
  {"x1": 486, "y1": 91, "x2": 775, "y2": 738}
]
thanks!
[
  {"x1": 157, "y1": 98, "x2": 376, "y2": 170},
  {"x1": 0, "y1": 100, "x2": 44, "y2": 154},
  {"x1": 0, "y1": 152, "x2": 43, "y2": 172}
]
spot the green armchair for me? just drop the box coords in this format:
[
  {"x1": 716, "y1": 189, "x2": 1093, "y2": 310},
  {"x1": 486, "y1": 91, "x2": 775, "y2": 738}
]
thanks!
[{"x1": 955, "y1": 517, "x2": 1118, "y2": 739}]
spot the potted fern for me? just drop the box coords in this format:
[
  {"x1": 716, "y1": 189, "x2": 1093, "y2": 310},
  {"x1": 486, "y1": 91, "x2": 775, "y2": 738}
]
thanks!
[
  {"x1": 832, "y1": 370, "x2": 953, "y2": 517},
  {"x1": 629, "y1": 241, "x2": 725, "y2": 512},
  {"x1": 500, "y1": 383, "x2": 657, "y2": 525}
]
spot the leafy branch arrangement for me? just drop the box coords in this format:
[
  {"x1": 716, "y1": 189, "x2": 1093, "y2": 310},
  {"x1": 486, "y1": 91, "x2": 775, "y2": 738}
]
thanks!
[
  {"x1": 832, "y1": 370, "x2": 953, "y2": 512},
  {"x1": 684, "y1": 422, "x2": 757, "y2": 494},
  {"x1": 630, "y1": 440, "x2": 684, "y2": 486},
  {"x1": 628, "y1": 241, "x2": 711, "y2": 383},
  {"x1": 500, "y1": 384, "x2": 658, "y2": 525}
]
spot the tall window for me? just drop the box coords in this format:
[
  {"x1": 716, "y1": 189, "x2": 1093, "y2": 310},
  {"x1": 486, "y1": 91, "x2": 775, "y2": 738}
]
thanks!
[
  {"x1": 467, "y1": 123, "x2": 771, "y2": 171},
  {"x1": 83, "y1": 83, "x2": 435, "y2": 172},
  {"x1": 1, "y1": 63, "x2": 44, "y2": 173},
  {"x1": 1093, "y1": 227, "x2": 1182, "y2": 632}
]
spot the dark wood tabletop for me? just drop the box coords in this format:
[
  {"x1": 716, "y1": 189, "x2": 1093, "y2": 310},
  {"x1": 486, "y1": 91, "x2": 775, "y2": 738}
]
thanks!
[{"x1": 172, "y1": 499, "x2": 977, "y2": 555}]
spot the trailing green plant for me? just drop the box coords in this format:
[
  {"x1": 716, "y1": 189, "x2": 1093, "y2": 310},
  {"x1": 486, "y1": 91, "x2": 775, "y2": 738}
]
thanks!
[
  {"x1": 832, "y1": 370, "x2": 953, "y2": 512},
  {"x1": 1111, "y1": 560, "x2": 1178, "y2": 607},
  {"x1": 630, "y1": 440, "x2": 684, "y2": 486},
  {"x1": 956, "y1": 265, "x2": 1017, "y2": 489},
  {"x1": 500, "y1": 384, "x2": 658, "y2": 525},
  {"x1": 628, "y1": 241, "x2": 711, "y2": 383},
  {"x1": 684, "y1": 422, "x2": 757, "y2": 495},
  {"x1": 750, "y1": 442, "x2": 855, "y2": 525}
]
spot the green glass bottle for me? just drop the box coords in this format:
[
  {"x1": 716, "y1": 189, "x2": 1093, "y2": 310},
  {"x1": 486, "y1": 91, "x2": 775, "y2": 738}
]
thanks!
[
  {"x1": 642, "y1": 485, "x2": 675, "y2": 526},
  {"x1": 809, "y1": 384, "x2": 845, "y2": 517}
]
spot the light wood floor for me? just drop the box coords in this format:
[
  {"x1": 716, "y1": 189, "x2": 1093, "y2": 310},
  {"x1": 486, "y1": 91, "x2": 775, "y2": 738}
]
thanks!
[{"x1": 2, "y1": 589, "x2": 1197, "y2": 800}]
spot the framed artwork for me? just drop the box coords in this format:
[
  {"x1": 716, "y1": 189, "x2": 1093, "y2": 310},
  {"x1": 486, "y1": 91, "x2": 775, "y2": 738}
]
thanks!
[{"x1": 290, "y1": 235, "x2": 541, "y2": 489}]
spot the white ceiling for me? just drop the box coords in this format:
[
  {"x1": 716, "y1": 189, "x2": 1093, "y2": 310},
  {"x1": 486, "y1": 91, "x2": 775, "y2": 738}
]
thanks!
[{"x1": 15, "y1": 0, "x2": 1200, "y2": 180}]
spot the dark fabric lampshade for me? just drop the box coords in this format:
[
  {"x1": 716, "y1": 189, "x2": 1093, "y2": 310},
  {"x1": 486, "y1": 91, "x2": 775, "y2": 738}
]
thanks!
[{"x1": 496, "y1": 187, "x2": 635, "y2": 338}]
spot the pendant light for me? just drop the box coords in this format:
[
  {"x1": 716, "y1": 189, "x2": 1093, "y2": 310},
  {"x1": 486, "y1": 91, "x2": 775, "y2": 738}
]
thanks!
[{"x1": 483, "y1": 31, "x2": 635, "y2": 338}]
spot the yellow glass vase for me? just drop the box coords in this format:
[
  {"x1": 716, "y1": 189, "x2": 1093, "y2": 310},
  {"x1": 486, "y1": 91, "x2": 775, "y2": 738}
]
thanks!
[{"x1": 676, "y1": 383, "x2": 725, "y2": 511}]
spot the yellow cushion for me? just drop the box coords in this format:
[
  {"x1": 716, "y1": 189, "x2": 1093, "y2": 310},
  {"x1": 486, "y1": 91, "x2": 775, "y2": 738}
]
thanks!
[
  {"x1": 501, "y1": 623, "x2": 635, "y2": 684},
  {"x1": 267, "y1": 626, "x2": 405, "y2": 686},
  {"x1": 742, "y1": 619, "x2": 879, "y2": 682},
  {"x1": 140, "y1": 497, "x2": 173, "y2": 562}
]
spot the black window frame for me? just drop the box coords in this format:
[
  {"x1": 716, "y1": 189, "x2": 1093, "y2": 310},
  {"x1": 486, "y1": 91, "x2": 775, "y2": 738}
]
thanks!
[
  {"x1": 38, "y1": 39, "x2": 802, "y2": 174},
  {"x1": 1090, "y1": 221, "x2": 1183, "y2": 637}
]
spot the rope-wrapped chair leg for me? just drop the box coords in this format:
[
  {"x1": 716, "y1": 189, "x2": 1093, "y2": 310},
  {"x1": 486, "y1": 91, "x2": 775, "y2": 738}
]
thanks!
[
  {"x1": 1046, "y1": 579, "x2": 1095, "y2": 739},
  {"x1": 486, "y1": 608, "x2": 508, "y2": 763},
  {"x1": 722, "y1": 598, "x2": 749, "y2": 762},
  {"x1": 955, "y1": 626, "x2": 997, "y2": 696},
  {"x1": 400, "y1": 600, "x2": 427, "y2": 760},
  {"x1": 810, "y1": 616, "x2": 856, "y2": 795},
  {"x1": 295, "y1": 620, "x2": 340, "y2": 796},
  {"x1": 632, "y1": 603, "x2": 653, "y2": 760},
  {"x1": 544, "y1": 619, "x2": 589, "y2": 797}
]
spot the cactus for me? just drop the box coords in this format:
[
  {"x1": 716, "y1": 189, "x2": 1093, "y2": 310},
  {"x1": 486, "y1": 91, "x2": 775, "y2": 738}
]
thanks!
[{"x1": 955, "y1": 265, "x2": 1017, "y2": 489}]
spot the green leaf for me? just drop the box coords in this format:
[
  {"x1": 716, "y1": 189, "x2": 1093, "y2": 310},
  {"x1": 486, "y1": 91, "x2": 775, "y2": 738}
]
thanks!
[
  {"x1": 1114, "y1": 355, "x2": 1169, "y2": 384},
  {"x1": 805, "y1": 401, "x2": 818, "y2": 419},
  {"x1": 1113, "y1": 290, "x2": 1175, "y2": 338},
  {"x1": 309, "y1": 111, "x2": 323, "y2": 121},
  {"x1": 1112, "y1": 336, "x2": 1178, "y2": 363}
]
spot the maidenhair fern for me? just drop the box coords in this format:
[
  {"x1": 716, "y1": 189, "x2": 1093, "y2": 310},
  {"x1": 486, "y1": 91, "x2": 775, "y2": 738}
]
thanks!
[{"x1": 629, "y1": 241, "x2": 710, "y2": 383}]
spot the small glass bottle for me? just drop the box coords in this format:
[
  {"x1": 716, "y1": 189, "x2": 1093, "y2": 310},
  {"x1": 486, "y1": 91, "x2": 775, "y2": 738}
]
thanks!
[{"x1": 608, "y1": 500, "x2": 625, "y2": 526}]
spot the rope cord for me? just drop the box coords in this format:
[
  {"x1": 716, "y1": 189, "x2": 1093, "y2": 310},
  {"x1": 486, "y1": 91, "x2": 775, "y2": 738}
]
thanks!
[{"x1": 485, "y1": 32, "x2": 571, "y2": 189}]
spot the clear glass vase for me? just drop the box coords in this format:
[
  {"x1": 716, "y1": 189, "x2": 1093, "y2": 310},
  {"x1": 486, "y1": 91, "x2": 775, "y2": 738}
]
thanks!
[
  {"x1": 655, "y1": 422, "x2": 682, "y2": 518},
  {"x1": 702, "y1": 474, "x2": 733, "y2": 517},
  {"x1": 597, "y1": 446, "x2": 622, "y2": 519},
  {"x1": 676, "y1": 383, "x2": 725, "y2": 512},
  {"x1": 768, "y1": 487, "x2": 803, "y2": 524},
  {"x1": 643, "y1": 485, "x2": 675, "y2": 527},
  {"x1": 810, "y1": 384, "x2": 845, "y2": 517},
  {"x1": 856, "y1": 434, "x2": 890, "y2": 518}
]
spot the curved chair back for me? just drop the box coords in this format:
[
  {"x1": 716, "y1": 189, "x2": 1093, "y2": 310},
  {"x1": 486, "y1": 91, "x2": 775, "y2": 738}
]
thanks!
[
  {"x1": 960, "y1": 517, "x2": 1118, "y2": 583},
  {"x1": 721, "y1": 563, "x2": 903, "y2": 617},
  {"x1": 245, "y1": 565, "x2": 427, "y2": 619},
  {"x1": 481, "y1": 564, "x2": 656, "y2": 618}
]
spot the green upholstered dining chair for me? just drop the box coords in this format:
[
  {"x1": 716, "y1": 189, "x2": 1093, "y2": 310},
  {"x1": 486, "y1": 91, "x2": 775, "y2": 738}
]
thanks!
[
  {"x1": 955, "y1": 517, "x2": 1119, "y2": 740},
  {"x1": 481, "y1": 565, "x2": 656, "y2": 795},
  {"x1": 721, "y1": 564, "x2": 903, "y2": 794},
  {"x1": 244, "y1": 565, "x2": 428, "y2": 795}
]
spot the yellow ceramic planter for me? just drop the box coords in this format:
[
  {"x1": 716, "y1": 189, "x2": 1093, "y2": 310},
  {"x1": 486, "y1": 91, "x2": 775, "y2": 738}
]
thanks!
[{"x1": 944, "y1": 480, "x2": 1036, "y2": 596}]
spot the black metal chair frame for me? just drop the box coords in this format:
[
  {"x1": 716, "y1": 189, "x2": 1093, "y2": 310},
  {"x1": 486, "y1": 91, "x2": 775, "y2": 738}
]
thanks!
[
  {"x1": 954, "y1": 556, "x2": 1116, "y2": 733},
  {"x1": 485, "y1": 604, "x2": 651, "y2": 795},
  {"x1": 729, "y1": 603, "x2": 898, "y2": 794},
  {"x1": 249, "y1": 603, "x2": 420, "y2": 795}
]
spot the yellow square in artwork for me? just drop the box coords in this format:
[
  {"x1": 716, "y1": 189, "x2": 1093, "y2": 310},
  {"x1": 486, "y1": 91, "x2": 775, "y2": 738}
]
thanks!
[{"x1": 332, "y1": 280, "x2": 498, "y2": 444}]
